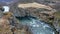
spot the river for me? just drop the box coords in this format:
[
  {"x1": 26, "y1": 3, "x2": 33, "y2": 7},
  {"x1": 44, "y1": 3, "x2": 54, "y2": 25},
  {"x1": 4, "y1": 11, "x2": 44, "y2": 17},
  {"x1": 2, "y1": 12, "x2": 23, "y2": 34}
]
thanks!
[{"x1": 16, "y1": 16, "x2": 55, "y2": 34}]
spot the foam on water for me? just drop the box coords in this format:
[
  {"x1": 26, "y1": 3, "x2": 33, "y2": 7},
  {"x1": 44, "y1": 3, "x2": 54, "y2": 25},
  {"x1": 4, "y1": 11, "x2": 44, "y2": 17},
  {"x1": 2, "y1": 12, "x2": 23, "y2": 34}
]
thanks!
[{"x1": 17, "y1": 16, "x2": 55, "y2": 34}]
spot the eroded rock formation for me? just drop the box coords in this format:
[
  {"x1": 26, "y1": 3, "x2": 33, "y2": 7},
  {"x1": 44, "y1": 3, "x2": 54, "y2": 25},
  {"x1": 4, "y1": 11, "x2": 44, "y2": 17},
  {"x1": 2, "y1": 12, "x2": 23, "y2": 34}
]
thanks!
[{"x1": 0, "y1": 12, "x2": 31, "y2": 34}]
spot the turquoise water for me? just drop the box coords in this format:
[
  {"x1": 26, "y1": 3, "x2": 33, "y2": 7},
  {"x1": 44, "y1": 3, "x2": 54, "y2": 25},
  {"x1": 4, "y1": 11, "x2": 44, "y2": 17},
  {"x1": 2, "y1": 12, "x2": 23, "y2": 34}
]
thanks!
[{"x1": 16, "y1": 16, "x2": 55, "y2": 34}]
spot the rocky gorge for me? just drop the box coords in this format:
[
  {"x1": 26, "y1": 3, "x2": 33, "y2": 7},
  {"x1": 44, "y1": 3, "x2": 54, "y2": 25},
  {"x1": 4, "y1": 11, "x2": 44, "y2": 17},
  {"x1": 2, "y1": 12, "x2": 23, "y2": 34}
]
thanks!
[{"x1": 0, "y1": 0, "x2": 60, "y2": 34}]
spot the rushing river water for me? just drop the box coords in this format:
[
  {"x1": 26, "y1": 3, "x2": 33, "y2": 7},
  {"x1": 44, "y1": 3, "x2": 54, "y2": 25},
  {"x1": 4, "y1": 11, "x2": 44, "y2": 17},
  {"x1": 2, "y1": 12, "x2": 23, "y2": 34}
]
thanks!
[{"x1": 16, "y1": 16, "x2": 55, "y2": 34}]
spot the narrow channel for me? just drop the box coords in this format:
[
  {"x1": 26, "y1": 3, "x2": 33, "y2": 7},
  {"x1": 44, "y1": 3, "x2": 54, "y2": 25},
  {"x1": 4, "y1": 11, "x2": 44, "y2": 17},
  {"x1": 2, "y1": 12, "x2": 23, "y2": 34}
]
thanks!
[{"x1": 16, "y1": 16, "x2": 55, "y2": 34}]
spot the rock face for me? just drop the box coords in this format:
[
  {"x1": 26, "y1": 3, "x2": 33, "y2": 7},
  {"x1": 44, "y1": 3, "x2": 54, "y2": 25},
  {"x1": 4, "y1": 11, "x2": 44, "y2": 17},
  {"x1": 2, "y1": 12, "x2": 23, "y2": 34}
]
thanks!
[
  {"x1": 0, "y1": 17, "x2": 12, "y2": 34},
  {"x1": 0, "y1": 0, "x2": 55, "y2": 17},
  {"x1": 10, "y1": 2, "x2": 56, "y2": 17},
  {"x1": 0, "y1": 12, "x2": 31, "y2": 34},
  {"x1": 0, "y1": 0, "x2": 57, "y2": 17}
]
